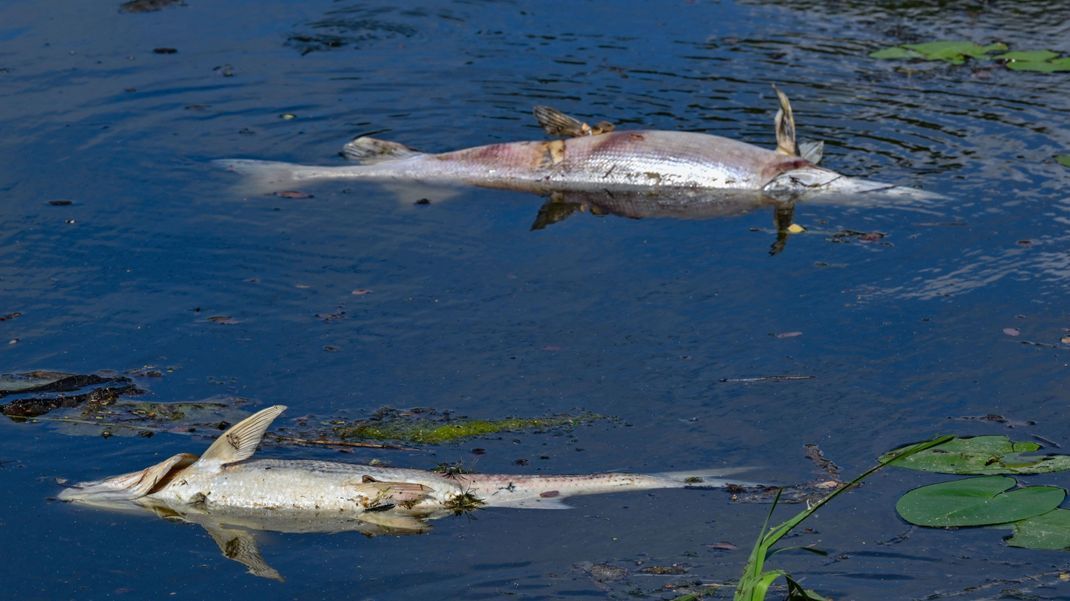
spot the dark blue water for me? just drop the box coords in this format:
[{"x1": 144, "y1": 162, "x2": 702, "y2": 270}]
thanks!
[{"x1": 2, "y1": 1, "x2": 1069, "y2": 599}]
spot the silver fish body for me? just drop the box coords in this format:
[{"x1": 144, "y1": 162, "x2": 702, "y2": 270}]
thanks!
[
  {"x1": 216, "y1": 130, "x2": 857, "y2": 198},
  {"x1": 59, "y1": 405, "x2": 748, "y2": 517},
  {"x1": 58, "y1": 405, "x2": 749, "y2": 580},
  {"x1": 216, "y1": 95, "x2": 941, "y2": 203}
]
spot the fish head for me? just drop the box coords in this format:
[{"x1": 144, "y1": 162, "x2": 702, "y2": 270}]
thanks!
[
  {"x1": 763, "y1": 166, "x2": 944, "y2": 202},
  {"x1": 58, "y1": 453, "x2": 197, "y2": 508}
]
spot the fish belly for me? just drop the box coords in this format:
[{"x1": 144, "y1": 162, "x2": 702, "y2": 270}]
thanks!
[
  {"x1": 428, "y1": 130, "x2": 778, "y2": 191},
  {"x1": 154, "y1": 460, "x2": 461, "y2": 513}
]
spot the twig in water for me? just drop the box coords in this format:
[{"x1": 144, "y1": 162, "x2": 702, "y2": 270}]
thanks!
[
  {"x1": 272, "y1": 434, "x2": 415, "y2": 451},
  {"x1": 719, "y1": 375, "x2": 814, "y2": 384}
]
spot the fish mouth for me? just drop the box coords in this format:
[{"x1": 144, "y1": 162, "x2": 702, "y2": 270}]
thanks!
[
  {"x1": 763, "y1": 166, "x2": 945, "y2": 201},
  {"x1": 57, "y1": 479, "x2": 147, "y2": 509}
]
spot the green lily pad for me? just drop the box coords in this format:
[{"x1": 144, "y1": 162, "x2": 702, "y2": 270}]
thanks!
[
  {"x1": 882, "y1": 436, "x2": 1070, "y2": 475},
  {"x1": 1057, "y1": 155, "x2": 1070, "y2": 168},
  {"x1": 869, "y1": 47, "x2": 922, "y2": 60},
  {"x1": 896, "y1": 476, "x2": 1064, "y2": 527},
  {"x1": 998, "y1": 50, "x2": 1060, "y2": 63},
  {"x1": 1006, "y1": 509, "x2": 1070, "y2": 550},
  {"x1": 1006, "y1": 57, "x2": 1070, "y2": 72},
  {"x1": 905, "y1": 41, "x2": 1007, "y2": 64}
]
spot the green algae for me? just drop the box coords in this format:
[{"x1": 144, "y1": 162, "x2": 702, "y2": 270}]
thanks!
[{"x1": 333, "y1": 408, "x2": 601, "y2": 444}]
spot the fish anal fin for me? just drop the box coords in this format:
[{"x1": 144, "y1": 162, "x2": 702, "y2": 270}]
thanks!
[
  {"x1": 196, "y1": 405, "x2": 287, "y2": 471},
  {"x1": 342, "y1": 136, "x2": 421, "y2": 164},
  {"x1": 772, "y1": 84, "x2": 798, "y2": 156}
]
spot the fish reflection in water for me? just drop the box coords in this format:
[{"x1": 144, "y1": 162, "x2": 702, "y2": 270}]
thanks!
[{"x1": 58, "y1": 406, "x2": 751, "y2": 580}]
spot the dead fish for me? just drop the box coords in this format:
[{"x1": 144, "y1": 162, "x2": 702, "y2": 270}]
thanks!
[
  {"x1": 59, "y1": 405, "x2": 751, "y2": 579},
  {"x1": 215, "y1": 86, "x2": 940, "y2": 202}
]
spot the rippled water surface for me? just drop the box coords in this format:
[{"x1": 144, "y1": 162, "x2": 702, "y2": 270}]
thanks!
[{"x1": 2, "y1": 1, "x2": 1070, "y2": 599}]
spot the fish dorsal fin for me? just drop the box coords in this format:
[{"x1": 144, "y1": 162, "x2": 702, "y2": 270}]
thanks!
[
  {"x1": 341, "y1": 136, "x2": 421, "y2": 164},
  {"x1": 533, "y1": 106, "x2": 614, "y2": 138},
  {"x1": 772, "y1": 85, "x2": 798, "y2": 156},
  {"x1": 196, "y1": 405, "x2": 286, "y2": 471}
]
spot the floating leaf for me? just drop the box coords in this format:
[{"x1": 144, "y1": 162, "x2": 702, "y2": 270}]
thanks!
[
  {"x1": 882, "y1": 436, "x2": 1070, "y2": 475},
  {"x1": 1006, "y1": 57, "x2": 1070, "y2": 73},
  {"x1": 896, "y1": 476, "x2": 1064, "y2": 527},
  {"x1": 1058, "y1": 155, "x2": 1070, "y2": 168},
  {"x1": 870, "y1": 46, "x2": 922, "y2": 60},
  {"x1": 998, "y1": 50, "x2": 1060, "y2": 63},
  {"x1": 1007, "y1": 509, "x2": 1070, "y2": 550},
  {"x1": 903, "y1": 41, "x2": 1007, "y2": 64}
]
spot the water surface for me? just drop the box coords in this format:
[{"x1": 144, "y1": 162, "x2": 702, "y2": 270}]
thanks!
[{"x1": 2, "y1": 1, "x2": 1069, "y2": 599}]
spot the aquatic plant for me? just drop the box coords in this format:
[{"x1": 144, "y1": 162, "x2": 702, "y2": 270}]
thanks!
[
  {"x1": 733, "y1": 435, "x2": 953, "y2": 601},
  {"x1": 333, "y1": 409, "x2": 600, "y2": 444},
  {"x1": 887, "y1": 436, "x2": 1070, "y2": 550},
  {"x1": 870, "y1": 40, "x2": 1070, "y2": 72}
]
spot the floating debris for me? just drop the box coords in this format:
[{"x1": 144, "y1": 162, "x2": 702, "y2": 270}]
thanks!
[
  {"x1": 330, "y1": 407, "x2": 602, "y2": 444},
  {"x1": 119, "y1": 0, "x2": 186, "y2": 13},
  {"x1": 719, "y1": 375, "x2": 814, "y2": 383}
]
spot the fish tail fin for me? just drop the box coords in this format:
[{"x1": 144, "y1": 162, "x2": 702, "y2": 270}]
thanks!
[
  {"x1": 213, "y1": 159, "x2": 327, "y2": 195},
  {"x1": 195, "y1": 405, "x2": 287, "y2": 471},
  {"x1": 651, "y1": 466, "x2": 758, "y2": 489},
  {"x1": 341, "y1": 136, "x2": 423, "y2": 163}
]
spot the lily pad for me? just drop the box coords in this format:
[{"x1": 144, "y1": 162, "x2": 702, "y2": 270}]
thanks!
[
  {"x1": 1006, "y1": 57, "x2": 1070, "y2": 73},
  {"x1": 896, "y1": 476, "x2": 1064, "y2": 527},
  {"x1": 1058, "y1": 155, "x2": 1070, "y2": 168},
  {"x1": 882, "y1": 436, "x2": 1070, "y2": 475},
  {"x1": 998, "y1": 50, "x2": 1060, "y2": 63},
  {"x1": 1006, "y1": 509, "x2": 1070, "y2": 550},
  {"x1": 869, "y1": 47, "x2": 922, "y2": 60},
  {"x1": 903, "y1": 41, "x2": 1008, "y2": 64}
]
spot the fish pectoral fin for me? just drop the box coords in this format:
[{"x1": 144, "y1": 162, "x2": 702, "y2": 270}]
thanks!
[
  {"x1": 203, "y1": 524, "x2": 284, "y2": 582},
  {"x1": 772, "y1": 84, "x2": 798, "y2": 156},
  {"x1": 341, "y1": 136, "x2": 422, "y2": 164},
  {"x1": 533, "y1": 106, "x2": 613, "y2": 138},
  {"x1": 124, "y1": 453, "x2": 198, "y2": 497},
  {"x1": 533, "y1": 105, "x2": 587, "y2": 137},
  {"x1": 196, "y1": 405, "x2": 287, "y2": 470},
  {"x1": 798, "y1": 140, "x2": 824, "y2": 165}
]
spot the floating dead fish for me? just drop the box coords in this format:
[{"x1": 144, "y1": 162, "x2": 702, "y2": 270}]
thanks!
[
  {"x1": 216, "y1": 86, "x2": 941, "y2": 207},
  {"x1": 59, "y1": 405, "x2": 751, "y2": 580}
]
